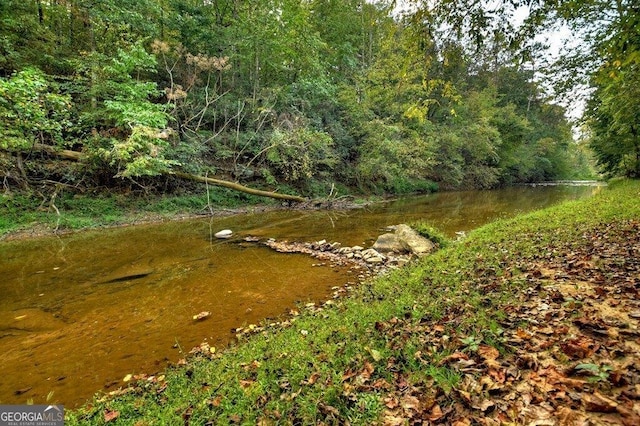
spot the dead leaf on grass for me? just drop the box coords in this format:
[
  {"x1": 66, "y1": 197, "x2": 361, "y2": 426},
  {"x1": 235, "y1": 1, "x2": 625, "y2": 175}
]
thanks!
[{"x1": 104, "y1": 409, "x2": 120, "y2": 423}]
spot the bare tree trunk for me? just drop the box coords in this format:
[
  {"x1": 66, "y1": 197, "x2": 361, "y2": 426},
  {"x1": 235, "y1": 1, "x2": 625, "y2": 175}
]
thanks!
[
  {"x1": 172, "y1": 171, "x2": 306, "y2": 202},
  {"x1": 37, "y1": 0, "x2": 44, "y2": 24},
  {"x1": 32, "y1": 143, "x2": 84, "y2": 161}
]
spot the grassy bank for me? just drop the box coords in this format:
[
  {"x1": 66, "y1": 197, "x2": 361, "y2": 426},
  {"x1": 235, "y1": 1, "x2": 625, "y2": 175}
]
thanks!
[
  {"x1": 68, "y1": 180, "x2": 640, "y2": 425},
  {"x1": 0, "y1": 187, "x2": 277, "y2": 239}
]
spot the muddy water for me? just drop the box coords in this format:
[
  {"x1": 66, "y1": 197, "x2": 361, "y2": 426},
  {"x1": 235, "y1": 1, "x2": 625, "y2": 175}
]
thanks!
[{"x1": 0, "y1": 185, "x2": 600, "y2": 407}]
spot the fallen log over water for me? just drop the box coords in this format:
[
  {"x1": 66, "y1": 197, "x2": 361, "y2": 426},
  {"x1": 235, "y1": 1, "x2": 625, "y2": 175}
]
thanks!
[
  {"x1": 4, "y1": 143, "x2": 307, "y2": 203},
  {"x1": 171, "y1": 171, "x2": 307, "y2": 203}
]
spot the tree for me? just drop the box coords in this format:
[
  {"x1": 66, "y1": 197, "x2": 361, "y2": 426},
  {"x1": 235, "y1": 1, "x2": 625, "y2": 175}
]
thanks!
[
  {"x1": 0, "y1": 68, "x2": 71, "y2": 151},
  {"x1": 78, "y1": 43, "x2": 175, "y2": 177},
  {"x1": 407, "y1": 0, "x2": 638, "y2": 178},
  {"x1": 588, "y1": 60, "x2": 640, "y2": 177},
  {"x1": 585, "y1": 5, "x2": 640, "y2": 177}
]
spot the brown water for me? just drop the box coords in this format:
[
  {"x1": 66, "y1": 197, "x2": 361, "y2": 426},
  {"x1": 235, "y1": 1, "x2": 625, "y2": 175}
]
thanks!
[{"x1": 0, "y1": 185, "x2": 600, "y2": 407}]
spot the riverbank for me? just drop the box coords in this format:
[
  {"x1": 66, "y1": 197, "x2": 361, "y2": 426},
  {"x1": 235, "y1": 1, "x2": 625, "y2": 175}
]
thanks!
[
  {"x1": 0, "y1": 187, "x2": 377, "y2": 241},
  {"x1": 63, "y1": 179, "x2": 639, "y2": 424}
]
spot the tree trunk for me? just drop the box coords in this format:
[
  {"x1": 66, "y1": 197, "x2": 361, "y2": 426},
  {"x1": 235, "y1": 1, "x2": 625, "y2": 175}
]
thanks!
[
  {"x1": 9, "y1": 144, "x2": 306, "y2": 203},
  {"x1": 171, "y1": 171, "x2": 306, "y2": 202},
  {"x1": 32, "y1": 143, "x2": 84, "y2": 161}
]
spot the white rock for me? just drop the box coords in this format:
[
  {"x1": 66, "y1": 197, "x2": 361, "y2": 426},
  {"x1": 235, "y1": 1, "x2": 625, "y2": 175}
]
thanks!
[
  {"x1": 362, "y1": 248, "x2": 382, "y2": 259},
  {"x1": 214, "y1": 229, "x2": 233, "y2": 239}
]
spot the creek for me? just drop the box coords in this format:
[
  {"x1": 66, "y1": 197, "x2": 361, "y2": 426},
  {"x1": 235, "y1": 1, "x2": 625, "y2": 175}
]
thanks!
[{"x1": 0, "y1": 184, "x2": 601, "y2": 407}]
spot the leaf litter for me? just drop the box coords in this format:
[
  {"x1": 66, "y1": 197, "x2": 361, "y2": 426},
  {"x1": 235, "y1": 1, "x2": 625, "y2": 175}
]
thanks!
[{"x1": 372, "y1": 219, "x2": 640, "y2": 425}]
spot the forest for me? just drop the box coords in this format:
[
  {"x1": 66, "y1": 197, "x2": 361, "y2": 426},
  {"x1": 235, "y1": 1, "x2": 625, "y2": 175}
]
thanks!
[{"x1": 0, "y1": 0, "x2": 637, "y2": 202}]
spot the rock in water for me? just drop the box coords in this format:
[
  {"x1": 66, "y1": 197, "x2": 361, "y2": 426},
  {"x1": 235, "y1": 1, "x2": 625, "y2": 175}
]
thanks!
[
  {"x1": 395, "y1": 224, "x2": 436, "y2": 256},
  {"x1": 372, "y1": 232, "x2": 405, "y2": 253},
  {"x1": 215, "y1": 229, "x2": 233, "y2": 239},
  {"x1": 372, "y1": 224, "x2": 436, "y2": 256},
  {"x1": 193, "y1": 311, "x2": 211, "y2": 321}
]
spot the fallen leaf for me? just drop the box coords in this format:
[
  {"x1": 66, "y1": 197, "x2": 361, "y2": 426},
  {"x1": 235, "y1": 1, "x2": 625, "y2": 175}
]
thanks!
[
  {"x1": 206, "y1": 395, "x2": 222, "y2": 407},
  {"x1": 471, "y1": 398, "x2": 495, "y2": 412},
  {"x1": 457, "y1": 389, "x2": 472, "y2": 403},
  {"x1": 368, "y1": 347, "x2": 383, "y2": 362},
  {"x1": 428, "y1": 404, "x2": 444, "y2": 421},
  {"x1": 318, "y1": 403, "x2": 340, "y2": 417},
  {"x1": 304, "y1": 372, "x2": 321, "y2": 385},
  {"x1": 239, "y1": 379, "x2": 255, "y2": 389},
  {"x1": 556, "y1": 407, "x2": 588, "y2": 425},
  {"x1": 383, "y1": 412, "x2": 407, "y2": 426},
  {"x1": 478, "y1": 344, "x2": 499, "y2": 361},
  {"x1": 356, "y1": 361, "x2": 374, "y2": 383},
  {"x1": 104, "y1": 409, "x2": 120, "y2": 423},
  {"x1": 438, "y1": 352, "x2": 470, "y2": 366},
  {"x1": 516, "y1": 328, "x2": 534, "y2": 340},
  {"x1": 401, "y1": 395, "x2": 420, "y2": 411},
  {"x1": 488, "y1": 367, "x2": 507, "y2": 384},
  {"x1": 341, "y1": 369, "x2": 357, "y2": 382},
  {"x1": 583, "y1": 392, "x2": 617, "y2": 413},
  {"x1": 560, "y1": 336, "x2": 597, "y2": 359},
  {"x1": 384, "y1": 396, "x2": 399, "y2": 409}
]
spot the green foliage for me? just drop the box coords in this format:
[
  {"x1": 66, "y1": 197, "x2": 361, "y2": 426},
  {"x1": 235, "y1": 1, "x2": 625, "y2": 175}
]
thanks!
[
  {"x1": 588, "y1": 52, "x2": 640, "y2": 177},
  {"x1": 439, "y1": 88, "x2": 502, "y2": 188},
  {"x1": 388, "y1": 177, "x2": 439, "y2": 195},
  {"x1": 78, "y1": 44, "x2": 175, "y2": 177},
  {"x1": 82, "y1": 43, "x2": 167, "y2": 129},
  {"x1": 0, "y1": 68, "x2": 71, "y2": 149},
  {"x1": 416, "y1": 0, "x2": 634, "y2": 181},
  {"x1": 460, "y1": 335, "x2": 482, "y2": 352},
  {"x1": 0, "y1": 191, "x2": 127, "y2": 235},
  {"x1": 356, "y1": 120, "x2": 437, "y2": 192},
  {"x1": 575, "y1": 364, "x2": 613, "y2": 383},
  {"x1": 265, "y1": 127, "x2": 337, "y2": 182},
  {"x1": 0, "y1": 192, "x2": 42, "y2": 234},
  {"x1": 575, "y1": 363, "x2": 613, "y2": 383},
  {"x1": 100, "y1": 126, "x2": 179, "y2": 177}
]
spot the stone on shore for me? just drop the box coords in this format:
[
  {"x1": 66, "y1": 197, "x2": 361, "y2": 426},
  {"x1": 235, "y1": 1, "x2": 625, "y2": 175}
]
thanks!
[
  {"x1": 372, "y1": 224, "x2": 436, "y2": 256},
  {"x1": 371, "y1": 232, "x2": 405, "y2": 253},
  {"x1": 214, "y1": 229, "x2": 233, "y2": 239}
]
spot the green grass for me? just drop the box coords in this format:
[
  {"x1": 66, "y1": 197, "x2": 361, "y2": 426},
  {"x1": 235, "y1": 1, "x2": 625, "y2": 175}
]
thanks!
[
  {"x1": 59, "y1": 179, "x2": 640, "y2": 424},
  {"x1": 0, "y1": 187, "x2": 278, "y2": 238},
  {"x1": 409, "y1": 220, "x2": 452, "y2": 248}
]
